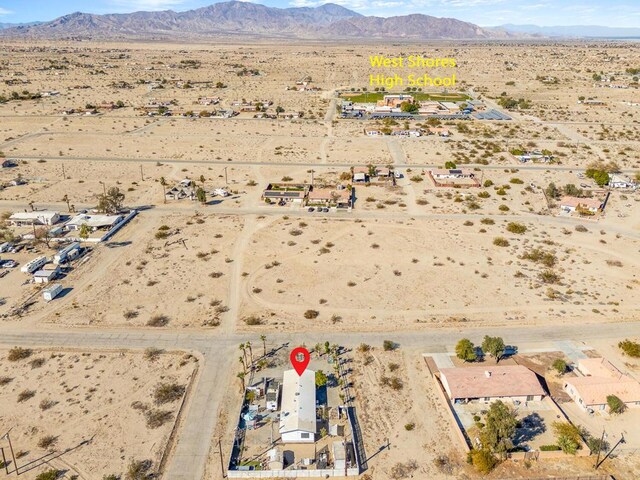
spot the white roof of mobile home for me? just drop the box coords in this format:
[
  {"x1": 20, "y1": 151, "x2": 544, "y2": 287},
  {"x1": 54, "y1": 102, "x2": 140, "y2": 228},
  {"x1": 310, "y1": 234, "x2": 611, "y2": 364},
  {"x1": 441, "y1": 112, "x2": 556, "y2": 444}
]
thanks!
[
  {"x1": 279, "y1": 369, "x2": 316, "y2": 436},
  {"x1": 10, "y1": 211, "x2": 60, "y2": 224},
  {"x1": 66, "y1": 214, "x2": 123, "y2": 228}
]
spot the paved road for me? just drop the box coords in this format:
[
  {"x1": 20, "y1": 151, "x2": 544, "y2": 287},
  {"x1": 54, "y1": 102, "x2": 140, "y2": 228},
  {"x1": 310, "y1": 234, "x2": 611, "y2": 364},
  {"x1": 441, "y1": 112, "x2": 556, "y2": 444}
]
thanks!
[
  {"x1": 6, "y1": 154, "x2": 640, "y2": 173},
  {"x1": 2, "y1": 320, "x2": 640, "y2": 479}
]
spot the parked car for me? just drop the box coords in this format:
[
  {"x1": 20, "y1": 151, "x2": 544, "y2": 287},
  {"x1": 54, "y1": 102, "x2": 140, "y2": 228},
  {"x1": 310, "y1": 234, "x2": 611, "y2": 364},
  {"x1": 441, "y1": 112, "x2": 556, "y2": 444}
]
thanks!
[
  {"x1": 322, "y1": 208, "x2": 329, "y2": 213},
  {"x1": 307, "y1": 207, "x2": 315, "y2": 212},
  {"x1": 1, "y1": 260, "x2": 18, "y2": 268}
]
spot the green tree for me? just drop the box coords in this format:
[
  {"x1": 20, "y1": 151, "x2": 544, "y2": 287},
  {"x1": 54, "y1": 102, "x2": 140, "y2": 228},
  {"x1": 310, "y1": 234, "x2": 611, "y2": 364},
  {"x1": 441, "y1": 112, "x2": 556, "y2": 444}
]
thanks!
[
  {"x1": 97, "y1": 186, "x2": 125, "y2": 214},
  {"x1": 455, "y1": 339, "x2": 477, "y2": 362},
  {"x1": 400, "y1": 101, "x2": 419, "y2": 113},
  {"x1": 619, "y1": 339, "x2": 640, "y2": 357},
  {"x1": 552, "y1": 359, "x2": 568, "y2": 375},
  {"x1": 552, "y1": 421, "x2": 582, "y2": 454},
  {"x1": 607, "y1": 395, "x2": 625, "y2": 414},
  {"x1": 196, "y1": 187, "x2": 207, "y2": 204},
  {"x1": 546, "y1": 182, "x2": 560, "y2": 199},
  {"x1": 470, "y1": 448, "x2": 496, "y2": 474},
  {"x1": 481, "y1": 400, "x2": 518, "y2": 459},
  {"x1": 79, "y1": 223, "x2": 90, "y2": 241},
  {"x1": 444, "y1": 161, "x2": 457, "y2": 169},
  {"x1": 481, "y1": 336, "x2": 505, "y2": 362},
  {"x1": 315, "y1": 370, "x2": 328, "y2": 387}
]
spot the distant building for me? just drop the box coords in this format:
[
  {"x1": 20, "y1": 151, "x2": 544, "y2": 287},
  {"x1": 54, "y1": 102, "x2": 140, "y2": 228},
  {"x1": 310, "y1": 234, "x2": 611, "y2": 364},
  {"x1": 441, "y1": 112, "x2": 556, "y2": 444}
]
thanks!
[
  {"x1": 10, "y1": 211, "x2": 60, "y2": 226},
  {"x1": 431, "y1": 169, "x2": 475, "y2": 179},
  {"x1": 439, "y1": 365, "x2": 546, "y2": 403},
  {"x1": 377, "y1": 94, "x2": 414, "y2": 108},
  {"x1": 307, "y1": 188, "x2": 353, "y2": 209},
  {"x1": 279, "y1": 369, "x2": 316, "y2": 443},
  {"x1": 66, "y1": 214, "x2": 124, "y2": 231},
  {"x1": 608, "y1": 174, "x2": 636, "y2": 189},
  {"x1": 564, "y1": 358, "x2": 640, "y2": 412},
  {"x1": 559, "y1": 196, "x2": 602, "y2": 214},
  {"x1": 262, "y1": 183, "x2": 309, "y2": 205}
]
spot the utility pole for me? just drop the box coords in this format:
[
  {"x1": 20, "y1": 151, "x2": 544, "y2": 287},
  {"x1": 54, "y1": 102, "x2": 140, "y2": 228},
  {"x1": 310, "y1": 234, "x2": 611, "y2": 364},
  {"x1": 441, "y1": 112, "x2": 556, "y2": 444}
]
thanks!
[
  {"x1": 62, "y1": 162, "x2": 66, "y2": 180},
  {"x1": 1, "y1": 447, "x2": 8, "y2": 474},
  {"x1": 4, "y1": 431, "x2": 17, "y2": 475},
  {"x1": 596, "y1": 433, "x2": 625, "y2": 470},
  {"x1": 224, "y1": 166, "x2": 228, "y2": 185},
  {"x1": 99, "y1": 181, "x2": 106, "y2": 196},
  {"x1": 593, "y1": 427, "x2": 605, "y2": 469},
  {"x1": 140, "y1": 165, "x2": 144, "y2": 182},
  {"x1": 218, "y1": 437, "x2": 226, "y2": 479}
]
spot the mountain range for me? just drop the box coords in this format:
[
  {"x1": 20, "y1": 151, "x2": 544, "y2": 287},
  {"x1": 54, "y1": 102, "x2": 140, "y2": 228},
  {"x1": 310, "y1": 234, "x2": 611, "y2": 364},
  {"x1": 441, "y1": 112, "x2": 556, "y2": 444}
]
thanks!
[{"x1": 0, "y1": 1, "x2": 513, "y2": 40}]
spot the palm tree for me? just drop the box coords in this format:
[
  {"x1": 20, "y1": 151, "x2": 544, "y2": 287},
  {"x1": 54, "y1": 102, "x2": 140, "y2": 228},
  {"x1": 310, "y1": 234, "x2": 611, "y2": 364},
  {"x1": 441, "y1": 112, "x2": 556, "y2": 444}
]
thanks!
[
  {"x1": 239, "y1": 356, "x2": 246, "y2": 375},
  {"x1": 246, "y1": 341, "x2": 253, "y2": 368},
  {"x1": 260, "y1": 335, "x2": 267, "y2": 358},
  {"x1": 62, "y1": 194, "x2": 71, "y2": 212},
  {"x1": 239, "y1": 343, "x2": 247, "y2": 367},
  {"x1": 159, "y1": 177, "x2": 167, "y2": 204},
  {"x1": 237, "y1": 372, "x2": 245, "y2": 392}
]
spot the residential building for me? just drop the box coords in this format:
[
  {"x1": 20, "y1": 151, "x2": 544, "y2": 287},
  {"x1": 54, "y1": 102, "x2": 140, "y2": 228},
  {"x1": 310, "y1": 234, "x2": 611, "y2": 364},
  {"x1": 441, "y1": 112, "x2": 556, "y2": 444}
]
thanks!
[
  {"x1": 431, "y1": 168, "x2": 475, "y2": 179},
  {"x1": 262, "y1": 183, "x2": 309, "y2": 205},
  {"x1": 439, "y1": 365, "x2": 546, "y2": 403},
  {"x1": 279, "y1": 369, "x2": 316, "y2": 443},
  {"x1": 564, "y1": 357, "x2": 640, "y2": 412},
  {"x1": 33, "y1": 268, "x2": 59, "y2": 283},
  {"x1": 559, "y1": 196, "x2": 602, "y2": 214},
  {"x1": 307, "y1": 188, "x2": 353, "y2": 209},
  {"x1": 43, "y1": 283, "x2": 63, "y2": 302},
  {"x1": 66, "y1": 214, "x2": 124, "y2": 231},
  {"x1": 9, "y1": 211, "x2": 60, "y2": 226},
  {"x1": 609, "y1": 174, "x2": 637, "y2": 189}
]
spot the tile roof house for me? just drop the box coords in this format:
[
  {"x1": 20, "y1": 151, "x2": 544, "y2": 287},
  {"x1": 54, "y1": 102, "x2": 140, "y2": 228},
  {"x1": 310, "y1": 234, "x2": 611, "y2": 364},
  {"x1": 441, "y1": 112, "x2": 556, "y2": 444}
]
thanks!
[
  {"x1": 439, "y1": 365, "x2": 546, "y2": 403},
  {"x1": 564, "y1": 357, "x2": 640, "y2": 412}
]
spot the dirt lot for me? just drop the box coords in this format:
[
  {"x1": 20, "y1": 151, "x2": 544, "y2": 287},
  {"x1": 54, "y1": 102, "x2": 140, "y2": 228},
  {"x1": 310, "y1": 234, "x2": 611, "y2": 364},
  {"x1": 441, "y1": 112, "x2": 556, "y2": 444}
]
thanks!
[{"x1": 0, "y1": 346, "x2": 197, "y2": 479}]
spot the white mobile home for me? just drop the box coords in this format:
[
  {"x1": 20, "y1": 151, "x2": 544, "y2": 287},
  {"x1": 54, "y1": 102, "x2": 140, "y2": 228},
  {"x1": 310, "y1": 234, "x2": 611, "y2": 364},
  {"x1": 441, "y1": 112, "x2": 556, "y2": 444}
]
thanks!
[
  {"x1": 54, "y1": 242, "x2": 81, "y2": 264},
  {"x1": 279, "y1": 369, "x2": 316, "y2": 443},
  {"x1": 21, "y1": 256, "x2": 48, "y2": 274},
  {"x1": 43, "y1": 283, "x2": 63, "y2": 302},
  {"x1": 33, "y1": 269, "x2": 59, "y2": 283}
]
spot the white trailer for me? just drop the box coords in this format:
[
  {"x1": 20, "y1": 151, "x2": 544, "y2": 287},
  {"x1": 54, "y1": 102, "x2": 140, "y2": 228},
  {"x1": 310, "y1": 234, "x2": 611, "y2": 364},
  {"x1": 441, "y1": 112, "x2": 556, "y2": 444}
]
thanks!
[
  {"x1": 21, "y1": 256, "x2": 48, "y2": 274},
  {"x1": 43, "y1": 283, "x2": 63, "y2": 302},
  {"x1": 54, "y1": 242, "x2": 81, "y2": 264}
]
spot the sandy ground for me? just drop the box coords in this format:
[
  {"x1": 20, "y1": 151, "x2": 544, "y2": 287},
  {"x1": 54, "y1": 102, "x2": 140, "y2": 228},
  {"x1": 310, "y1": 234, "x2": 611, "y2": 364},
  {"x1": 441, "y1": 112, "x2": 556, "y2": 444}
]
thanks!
[
  {"x1": 0, "y1": 39, "x2": 639, "y2": 480},
  {"x1": 0, "y1": 346, "x2": 197, "y2": 479}
]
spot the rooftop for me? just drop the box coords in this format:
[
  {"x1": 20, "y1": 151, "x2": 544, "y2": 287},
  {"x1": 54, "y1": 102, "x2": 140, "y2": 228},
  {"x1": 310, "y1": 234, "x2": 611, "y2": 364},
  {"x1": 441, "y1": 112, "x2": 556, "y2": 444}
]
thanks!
[
  {"x1": 279, "y1": 369, "x2": 316, "y2": 436},
  {"x1": 440, "y1": 365, "x2": 546, "y2": 400},
  {"x1": 567, "y1": 358, "x2": 640, "y2": 406}
]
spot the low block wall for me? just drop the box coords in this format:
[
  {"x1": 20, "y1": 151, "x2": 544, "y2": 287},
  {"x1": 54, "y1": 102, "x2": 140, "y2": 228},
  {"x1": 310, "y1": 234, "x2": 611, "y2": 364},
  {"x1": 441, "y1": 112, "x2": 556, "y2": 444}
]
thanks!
[{"x1": 227, "y1": 467, "x2": 359, "y2": 478}]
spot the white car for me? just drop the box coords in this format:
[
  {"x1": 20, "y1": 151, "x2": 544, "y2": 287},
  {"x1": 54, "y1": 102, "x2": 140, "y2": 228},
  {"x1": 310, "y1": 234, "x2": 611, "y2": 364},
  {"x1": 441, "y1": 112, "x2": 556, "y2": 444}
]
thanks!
[{"x1": 213, "y1": 188, "x2": 230, "y2": 197}]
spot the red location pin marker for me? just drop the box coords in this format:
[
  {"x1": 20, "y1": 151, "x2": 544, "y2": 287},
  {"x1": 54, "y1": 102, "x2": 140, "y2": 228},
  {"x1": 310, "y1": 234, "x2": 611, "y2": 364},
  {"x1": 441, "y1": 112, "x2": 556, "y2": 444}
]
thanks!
[{"x1": 290, "y1": 347, "x2": 310, "y2": 376}]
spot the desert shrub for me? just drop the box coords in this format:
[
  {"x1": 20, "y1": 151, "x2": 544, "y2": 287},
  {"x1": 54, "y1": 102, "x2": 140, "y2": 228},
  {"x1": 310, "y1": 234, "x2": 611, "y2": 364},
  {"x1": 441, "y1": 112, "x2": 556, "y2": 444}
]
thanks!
[
  {"x1": 29, "y1": 357, "x2": 45, "y2": 369},
  {"x1": 606, "y1": 259, "x2": 623, "y2": 267},
  {"x1": 433, "y1": 455, "x2": 453, "y2": 474},
  {"x1": 289, "y1": 228, "x2": 303, "y2": 236},
  {"x1": 147, "y1": 314, "x2": 169, "y2": 327},
  {"x1": 103, "y1": 475, "x2": 120, "y2": 480},
  {"x1": 39, "y1": 399, "x2": 57, "y2": 410},
  {"x1": 619, "y1": 339, "x2": 640, "y2": 357},
  {"x1": 404, "y1": 422, "x2": 415, "y2": 431},
  {"x1": 383, "y1": 340, "x2": 396, "y2": 351},
  {"x1": 480, "y1": 218, "x2": 495, "y2": 225},
  {"x1": 17, "y1": 389, "x2": 36, "y2": 402},
  {"x1": 7, "y1": 347, "x2": 32, "y2": 361},
  {"x1": 552, "y1": 359, "x2": 568, "y2": 375},
  {"x1": 538, "y1": 269, "x2": 560, "y2": 284},
  {"x1": 607, "y1": 395, "x2": 625, "y2": 414},
  {"x1": 390, "y1": 460, "x2": 418, "y2": 479},
  {"x1": 37, "y1": 435, "x2": 58, "y2": 449},
  {"x1": 145, "y1": 409, "x2": 173, "y2": 429},
  {"x1": 125, "y1": 459, "x2": 152, "y2": 480},
  {"x1": 493, "y1": 237, "x2": 509, "y2": 247},
  {"x1": 390, "y1": 377, "x2": 403, "y2": 390},
  {"x1": 358, "y1": 343, "x2": 371, "y2": 353},
  {"x1": 123, "y1": 309, "x2": 139, "y2": 319},
  {"x1": 483, "y1": 180, "x2": 494, "y2": 187},
  {"x1": 521, "y1": 248, "x2": 557, "y2": 267},
  {"x1": 304, "y1": 309, "x2": 319, "y2": 319},
  {"x1": 498, "y1": 204, "x2": 510, "y2": 211},
  {"x1": 574, "y1": 224, "x2": 588, "y2": 232},
  {"x1": 470, "y1": 448, "x2": 497, "y2": 473},
  {"x1": 540, "y1": 444, "x2": 561, "y2": 451},
  {"x1": 0, "y1": 376, "x2": 13, "y2": 386},
  {"x1": 243, "y1": 315, "x2": 263, "y2": 326},
  {"x1": 510, "y1": 177, "x2": 524, "y2": 184},
  {"x1": 478, "y1": 191, "x2": 490, "y2": 198},
  {"x1": 35, "y1": 471, "x2": 62, "y2": 480},
  {"x1": 144, "y1": 347, "x2": 163, "y2": 360},
  {"x1": 389, "y1": 362, "x2": 400, "y2": 372},
  {"x1": 154, "y1": 230, "x2": 169, "y2": 240},
  {"x1": 552, "y1": 421, "x2": 582, "y2": 454},
  {"x1": 506, "y1": 222, "x2": 527, "y2": 234},
  {"x1": 153, "y1": 383, "x2": 185, "y2": 405}
]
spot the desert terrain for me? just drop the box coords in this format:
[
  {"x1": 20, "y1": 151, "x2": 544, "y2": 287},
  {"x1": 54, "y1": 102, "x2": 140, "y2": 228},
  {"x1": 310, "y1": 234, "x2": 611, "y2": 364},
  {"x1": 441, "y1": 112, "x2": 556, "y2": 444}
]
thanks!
[{"x1": 0, "y1": 38, "x2": 639, "y2": 480}]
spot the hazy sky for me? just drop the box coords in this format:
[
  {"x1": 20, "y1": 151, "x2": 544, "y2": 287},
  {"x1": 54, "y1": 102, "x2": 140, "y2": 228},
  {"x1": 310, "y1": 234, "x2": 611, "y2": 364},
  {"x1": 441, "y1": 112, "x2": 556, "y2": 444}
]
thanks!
[{"x1": 1, "y1": 0, "x2": 639, "y2": 27}]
